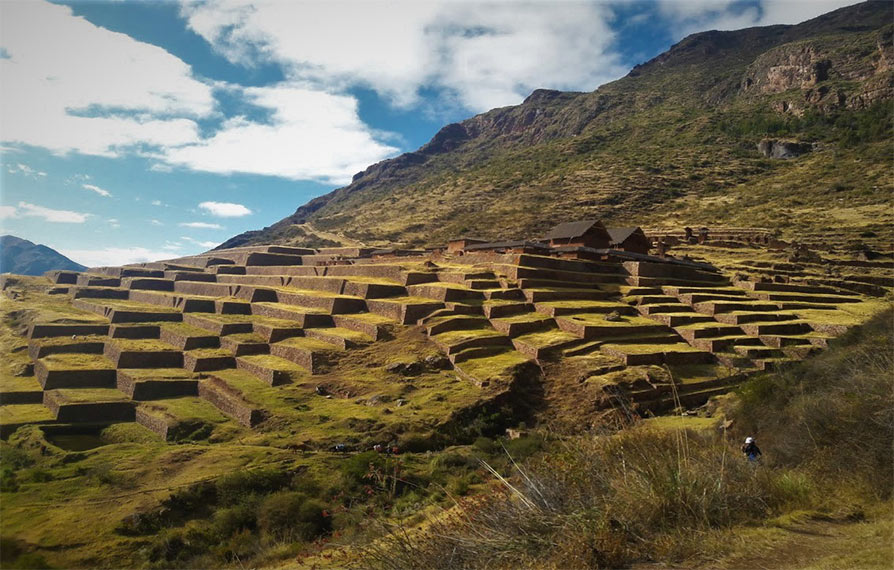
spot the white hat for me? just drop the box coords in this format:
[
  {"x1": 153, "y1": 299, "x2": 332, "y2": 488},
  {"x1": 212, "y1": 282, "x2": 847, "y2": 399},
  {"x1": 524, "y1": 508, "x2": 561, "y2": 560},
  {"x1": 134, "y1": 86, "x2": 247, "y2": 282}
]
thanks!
[{"x1": 745, "y1": 437, "x2": 754, "y2": 444}]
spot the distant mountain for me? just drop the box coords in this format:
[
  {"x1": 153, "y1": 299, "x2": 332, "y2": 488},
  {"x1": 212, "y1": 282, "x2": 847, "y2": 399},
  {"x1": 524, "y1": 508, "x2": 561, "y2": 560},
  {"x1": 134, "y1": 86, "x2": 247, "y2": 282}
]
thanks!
[
  {"x1": 0, "y1": 235, "x2": 87, "y2": 275},
  {"x1": 221, "y1": 1, "x2": 893, "y2": 250}
]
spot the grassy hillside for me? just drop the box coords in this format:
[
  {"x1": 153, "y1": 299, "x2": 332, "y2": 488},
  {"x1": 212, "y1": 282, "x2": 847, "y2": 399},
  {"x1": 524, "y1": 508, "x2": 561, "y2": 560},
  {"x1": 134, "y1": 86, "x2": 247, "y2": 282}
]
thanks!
[
  {"x1": 221, "y1": 2, "x2": 893, "y2": 251},
  {"x1": 355, "y1": 309, "x2": 894, "y2": 569}
]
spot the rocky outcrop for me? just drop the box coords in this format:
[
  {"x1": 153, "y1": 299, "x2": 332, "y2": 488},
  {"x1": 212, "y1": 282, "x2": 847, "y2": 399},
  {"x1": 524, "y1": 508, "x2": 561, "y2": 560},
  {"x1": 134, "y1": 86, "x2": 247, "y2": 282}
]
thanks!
[
  {"x1": 741, "y1": 45, "x2": 830, "y2": 95},
  {"x1": 757, "y1": 139, "x2": 813, "y2": 159}
]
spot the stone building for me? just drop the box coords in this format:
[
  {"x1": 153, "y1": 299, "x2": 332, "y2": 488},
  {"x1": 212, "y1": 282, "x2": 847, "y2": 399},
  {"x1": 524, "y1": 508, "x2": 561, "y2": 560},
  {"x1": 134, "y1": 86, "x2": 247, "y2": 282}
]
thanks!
[
  {"x1": 543, "y1": 220, "x2": 611, "y2": 250},
  {"x1": 607, "y1": 227, "x2": 651, "y2": 255}
]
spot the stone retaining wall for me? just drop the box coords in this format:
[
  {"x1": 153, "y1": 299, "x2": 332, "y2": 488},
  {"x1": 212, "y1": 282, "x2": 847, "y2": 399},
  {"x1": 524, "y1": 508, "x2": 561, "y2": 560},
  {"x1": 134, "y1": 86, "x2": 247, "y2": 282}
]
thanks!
[{"x1": 199, "y1": 378, "x2": 264, "y2": 427}]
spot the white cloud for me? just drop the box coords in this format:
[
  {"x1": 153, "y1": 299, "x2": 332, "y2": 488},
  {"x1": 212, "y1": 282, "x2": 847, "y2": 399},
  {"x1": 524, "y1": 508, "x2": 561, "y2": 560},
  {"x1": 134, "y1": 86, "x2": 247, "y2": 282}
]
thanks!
[
  {"x1": 0, "y1": 205, "x2": 17, "y2": 219},
  {"x1": 180, "y1": 0, "x2": 627, "y2": 112},
  {"x1": 0, "y1": 0, "x2": 212, "y2": 157},
  {"x1": 150, "y1": 200, "x2": 166, "y2": 207},
  {"x1": 107, "y1": 218, "x2": 121, "y2": 228},
  {"x1": 655, "y1": 0, "x2": 862, "y2": 38},
  {"x1": 179, "y1": 221, "x2": 223, "y2": 229},
  {"x1": 162, "y1": 85, "x2": 399, "y2": 184},
  {"x1": 0, "y1": 1, "x2": 402, "y2": 184},
  {"x1": 756, "y1": 0, "x2": 863, "y2": 26},
  {"x1": 150, "y1": 219, "x2": 164, "y2": 226},
  {"x1": 16, "y1": 201, "x2": 88, "y2": 223},
  {"x1": 198, "y1": 201, "x2": 252, "y2": 217},
  {"x1": 7, "y1": 162, "x2": 47, "y2": 178},
  {"x1": 57, "y1": 246, "x2": 175, "y2": 267},
  {"x1": 182, "y1": 236, "x2": 219, "y2": 248},
  {"x1": 82, "y1": 183, "x2": 112, "y2": 197}
]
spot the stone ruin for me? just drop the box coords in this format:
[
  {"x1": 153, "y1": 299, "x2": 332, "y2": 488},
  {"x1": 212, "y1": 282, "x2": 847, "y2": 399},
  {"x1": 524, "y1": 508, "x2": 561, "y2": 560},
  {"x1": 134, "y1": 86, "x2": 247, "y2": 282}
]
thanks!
[{"x1": 1, "y1": 221, "x2": 891, "y2": 441}]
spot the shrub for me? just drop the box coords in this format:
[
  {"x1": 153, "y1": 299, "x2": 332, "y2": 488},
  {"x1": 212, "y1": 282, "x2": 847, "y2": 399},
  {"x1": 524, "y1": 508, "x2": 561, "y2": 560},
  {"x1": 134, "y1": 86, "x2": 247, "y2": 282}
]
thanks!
[
  {"x1": 503, "y1": 435, "x2": 544, "y2": 460},
  {"x1": 258, "y1": 492, "x2": 330, "y2": 542},
  {"x1": 9, "y1": 553, "x2": 53, "y2": 569},
  {"x1": 340, "y1": 451, "x2": 386, "y2": 488},
  {"x1": 472, "y1": 437, "x2": 498, "y2": 455},
  {"x1": 1, "y1": 467, "x2": 19, "y2": 492},
  {"x1": 215, "y1": 469, "x2": 290, "y2": 507},
  {"x1": 211, "y1": 504, "x2": 257, "y2": 539}
]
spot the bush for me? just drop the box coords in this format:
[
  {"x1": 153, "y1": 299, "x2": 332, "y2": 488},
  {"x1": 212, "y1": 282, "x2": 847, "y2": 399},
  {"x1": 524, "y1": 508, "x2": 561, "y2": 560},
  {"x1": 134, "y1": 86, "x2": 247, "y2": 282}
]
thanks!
[
  {"x1": 472, "y1": 437, "x2": 498, "y2": 455},
  {"x1": 1, "y1": 467, "x2": 19, "y2": 492},
  {"x1": 9, "y1": 553, "x2": 53, "y2": 569},
  {"x1": 211, "y1": 504, "x2": 257, "y2": 539},
  {"x1": 340, "y1": 451, "x2": 386, "y2": 488},
  {"x1": 215, "y1": 469, "x2": 290, "y2": 507},
  {"x1": 503, "y1": 435, "x2": 544, "y2": 461},
  {"x1": 258, "y1": 492, "x2": 330, "y2": 542}
]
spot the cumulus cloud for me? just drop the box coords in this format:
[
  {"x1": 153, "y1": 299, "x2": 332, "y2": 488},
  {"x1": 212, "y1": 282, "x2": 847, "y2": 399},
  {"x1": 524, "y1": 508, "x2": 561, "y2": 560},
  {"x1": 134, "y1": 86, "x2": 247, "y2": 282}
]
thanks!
[
  {"x1": 180, "y1": 0, "x2": 627, "y2": 112},
  {"x1": 163, "y1": 85, "x2": 398, "y2": 184},
  {"x1": 198, "y1": 201, "x2": 252, "y2": 217},
  {"x1": 179, "y1": 221, "x2": 223, "y2": 229},
  {"x1": 0, "y1": 205, "x2": 18, "y2": 219},
  {"x1": 0, "y1": 1, "x2": 213, "y2": 157},
  {"x1": 82, "y1": 183, "x2": 112, "y2": 197},
  {"x1": 57, "y1": 246, "x2": 175, "y2": 267},
  {"x1": 16, "y1": 201, "x2": 89, "y2": 223},
  {"x1": 150, "y1": 219, "x2": 164, "y2": 226}
]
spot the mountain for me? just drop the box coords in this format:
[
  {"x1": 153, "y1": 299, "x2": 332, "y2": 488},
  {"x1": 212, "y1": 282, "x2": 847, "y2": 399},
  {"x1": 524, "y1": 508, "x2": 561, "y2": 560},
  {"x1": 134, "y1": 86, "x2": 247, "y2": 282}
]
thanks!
[
  {"x1": 0, "y1": 235, "x2": 87, "y2": 275},
  {"x1": 221, "y1": 1, "x2": 893, "y2": 250}
]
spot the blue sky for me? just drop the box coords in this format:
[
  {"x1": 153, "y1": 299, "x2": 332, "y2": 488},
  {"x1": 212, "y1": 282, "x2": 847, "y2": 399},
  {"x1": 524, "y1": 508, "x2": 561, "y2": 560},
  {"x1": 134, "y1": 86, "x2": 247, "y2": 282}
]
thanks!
[{"x1": 0, "y1": 0, "x2": 859, "y2": 267}]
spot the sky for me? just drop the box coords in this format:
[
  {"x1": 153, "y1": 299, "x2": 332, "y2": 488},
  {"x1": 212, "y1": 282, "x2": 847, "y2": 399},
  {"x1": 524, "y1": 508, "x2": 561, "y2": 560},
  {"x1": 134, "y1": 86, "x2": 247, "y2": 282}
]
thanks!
[{"x1": 0, "y1": 0, "x2": 861, "y2": 267}]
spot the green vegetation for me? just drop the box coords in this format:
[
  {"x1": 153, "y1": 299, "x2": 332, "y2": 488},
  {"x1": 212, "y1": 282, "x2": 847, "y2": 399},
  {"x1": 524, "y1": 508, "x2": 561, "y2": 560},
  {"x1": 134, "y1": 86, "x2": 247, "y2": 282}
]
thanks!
[{"x1": 358, "y1": 310, "x2": 894, "y2": 569}]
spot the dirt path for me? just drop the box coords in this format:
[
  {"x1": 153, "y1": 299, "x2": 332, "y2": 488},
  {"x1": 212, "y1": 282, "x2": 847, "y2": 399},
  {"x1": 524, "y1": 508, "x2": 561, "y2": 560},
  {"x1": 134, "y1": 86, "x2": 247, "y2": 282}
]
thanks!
[
  {"x1": 294, "y1": 223, "x2": 366, "y2": 247},
  {"x1": 633, "y1": 514, "x2": 893, "y2": 570}
]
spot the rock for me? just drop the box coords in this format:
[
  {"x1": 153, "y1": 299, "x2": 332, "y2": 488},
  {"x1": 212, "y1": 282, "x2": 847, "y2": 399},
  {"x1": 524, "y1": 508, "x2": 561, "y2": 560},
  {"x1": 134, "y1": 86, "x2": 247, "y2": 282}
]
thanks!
[
  {"x1": 387, "y1": 361, "x2": 426, "y2": 376},
  {"x1": 603, "y1": 311, "x2": 622, "y2": 322},
  {"x1": 403, "y1": 362, "x2": 425, "y2": 376},
  {"x1": 505, "y1": 428, "x2": 528, "y2": 440},
  {"x1": 424, "y1": 355, "x2": 451, "y2": 370},
  {"x1": 315, "y1": 385, "x2": 329, "y2": 396},
  {"x1": 396, "y1": 399, "x2": 407, "y2": 407},
  {"x1": 757, "y1": 138, "x2": 813, "y2": 159}
]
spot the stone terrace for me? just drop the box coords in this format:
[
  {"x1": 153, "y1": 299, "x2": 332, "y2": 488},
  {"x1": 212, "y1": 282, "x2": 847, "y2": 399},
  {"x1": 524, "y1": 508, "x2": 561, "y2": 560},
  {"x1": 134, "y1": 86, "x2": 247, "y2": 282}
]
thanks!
[{"x1": 3, "y1": 240, "x2": 890, "y2": 439}]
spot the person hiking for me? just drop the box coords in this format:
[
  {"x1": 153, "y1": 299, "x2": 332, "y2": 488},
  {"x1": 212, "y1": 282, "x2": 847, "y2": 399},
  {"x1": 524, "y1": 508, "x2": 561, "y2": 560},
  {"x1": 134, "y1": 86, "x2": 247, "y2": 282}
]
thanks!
[{"x1": 742, "y1": 437, "x2": 762, "y2": 462}]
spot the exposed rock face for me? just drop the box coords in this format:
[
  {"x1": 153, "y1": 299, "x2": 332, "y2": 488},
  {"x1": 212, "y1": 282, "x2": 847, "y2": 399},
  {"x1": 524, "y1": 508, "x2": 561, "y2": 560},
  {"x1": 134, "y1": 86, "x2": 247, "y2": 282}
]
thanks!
[
  {"x1": 741, "y1": 24, "x2": 893, "y2": 114},
  {"x1": 0, "y1": 235, "x2": 87, "y2": 275},
  {"x1": 757, "y1": 139, "x2": 813, "y2": 159},
  {"x1": 741, "y1": 45, "x2": 830, "y2": 95}
]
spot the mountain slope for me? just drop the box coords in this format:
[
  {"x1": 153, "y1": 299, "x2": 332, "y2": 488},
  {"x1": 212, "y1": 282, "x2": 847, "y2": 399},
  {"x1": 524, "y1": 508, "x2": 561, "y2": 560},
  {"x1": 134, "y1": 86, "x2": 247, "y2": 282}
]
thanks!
[
  {"x1": 221, "y1": 1, "x2": 893, "y2": 250},
  {"x1": 0, "y1": 235, "x2": 87, "y2": 275}
]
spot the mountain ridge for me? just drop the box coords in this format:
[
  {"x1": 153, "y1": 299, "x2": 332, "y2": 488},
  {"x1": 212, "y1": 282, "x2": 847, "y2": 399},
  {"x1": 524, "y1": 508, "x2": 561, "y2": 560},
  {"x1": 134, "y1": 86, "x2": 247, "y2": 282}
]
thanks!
[
  {"x1": 220, "y1": 1, "x2": 893, "y2": 250},
  {"x1": 0, "y1": 235, "x2": 87, "y2": 275}
]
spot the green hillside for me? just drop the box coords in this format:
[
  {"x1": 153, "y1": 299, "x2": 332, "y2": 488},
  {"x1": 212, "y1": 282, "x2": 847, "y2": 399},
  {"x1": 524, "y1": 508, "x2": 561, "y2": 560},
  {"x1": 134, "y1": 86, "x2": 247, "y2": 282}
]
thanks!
[{"x1": 221, "y1": 1, "x2": 893, "y2": 251}]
